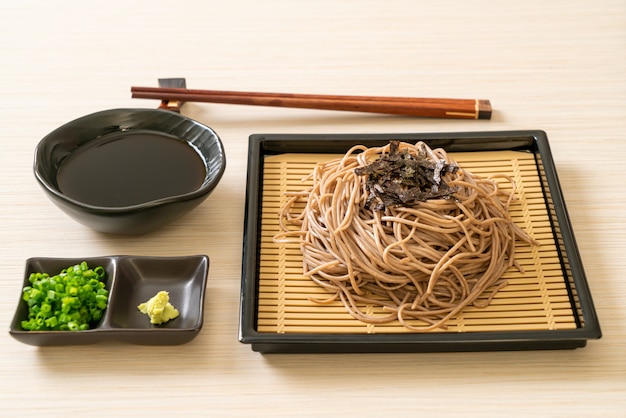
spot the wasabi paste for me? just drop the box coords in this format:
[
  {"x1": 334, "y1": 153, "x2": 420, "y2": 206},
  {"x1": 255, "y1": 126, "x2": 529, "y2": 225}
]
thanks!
[{"x1": 137, "y1": 291, "x2": 179, "y2": 325}]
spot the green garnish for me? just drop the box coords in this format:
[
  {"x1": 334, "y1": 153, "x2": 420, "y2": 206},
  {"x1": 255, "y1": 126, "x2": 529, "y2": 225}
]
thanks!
[{"x1": 20, "y1": 261, "x2": 109, "y2": 331}]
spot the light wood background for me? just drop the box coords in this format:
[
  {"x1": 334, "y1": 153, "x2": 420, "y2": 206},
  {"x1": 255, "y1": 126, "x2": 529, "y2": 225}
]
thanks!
[{"x1": 1, "y1": 1, "x2": 624, "y2": 416}]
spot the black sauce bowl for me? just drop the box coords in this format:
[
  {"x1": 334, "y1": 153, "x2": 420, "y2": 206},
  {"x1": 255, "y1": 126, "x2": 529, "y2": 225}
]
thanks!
[{"x1": 34, "y1": 108, "x2": 226, "y2": 235}]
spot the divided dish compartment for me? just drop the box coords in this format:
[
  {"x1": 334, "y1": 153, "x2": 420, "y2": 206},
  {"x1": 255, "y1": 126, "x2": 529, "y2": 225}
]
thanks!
[
  {"x1": 9, "y1": 255, "x2": 209, "y2": 346},
  {"x1": 239, "y1": 130, "x2": 602, "y2": 353}
]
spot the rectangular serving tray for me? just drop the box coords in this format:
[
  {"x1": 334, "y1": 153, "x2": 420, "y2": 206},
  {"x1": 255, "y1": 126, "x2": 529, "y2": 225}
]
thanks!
[{"x1": 239, "y1": 130, "x2": 601, "y2": 353}]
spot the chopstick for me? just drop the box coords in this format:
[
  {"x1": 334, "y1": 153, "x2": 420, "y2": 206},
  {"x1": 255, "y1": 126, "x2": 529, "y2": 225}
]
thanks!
[{"x1": 131, "y1": 86, "x2": 492, "y2": 119}]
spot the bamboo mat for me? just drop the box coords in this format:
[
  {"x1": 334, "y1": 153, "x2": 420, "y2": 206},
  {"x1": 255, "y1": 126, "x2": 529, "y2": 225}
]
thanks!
[{"x1": 258, "y1": 150, "x2": 578, "y2": 334}]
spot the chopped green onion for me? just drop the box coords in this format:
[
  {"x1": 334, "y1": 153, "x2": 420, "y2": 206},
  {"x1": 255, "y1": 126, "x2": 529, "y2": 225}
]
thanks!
[{"x1": 20, "y1": 262, "x2": 109, "y2": 331}]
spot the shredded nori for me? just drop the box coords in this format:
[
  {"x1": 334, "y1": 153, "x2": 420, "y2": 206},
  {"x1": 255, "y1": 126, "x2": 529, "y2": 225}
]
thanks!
[{"x1": 354, "y1": 140, "x2": 459, "y2": 210}]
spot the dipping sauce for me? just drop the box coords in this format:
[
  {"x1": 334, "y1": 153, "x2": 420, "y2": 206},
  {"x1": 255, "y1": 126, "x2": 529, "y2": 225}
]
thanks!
[{"x1": 57, "y1": 130, "x2": 206, "y2": 207}]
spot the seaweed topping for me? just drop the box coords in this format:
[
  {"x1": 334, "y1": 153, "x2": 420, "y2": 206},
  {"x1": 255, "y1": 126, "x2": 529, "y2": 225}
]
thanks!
[{"x1": 354, "y1": 140, "x2": 459, "y2": 210}]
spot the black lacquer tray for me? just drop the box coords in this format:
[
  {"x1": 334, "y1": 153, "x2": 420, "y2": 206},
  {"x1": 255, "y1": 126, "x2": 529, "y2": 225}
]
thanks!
[{"x1": 239, "y1": 130, "x2": 601, "y2": 353}]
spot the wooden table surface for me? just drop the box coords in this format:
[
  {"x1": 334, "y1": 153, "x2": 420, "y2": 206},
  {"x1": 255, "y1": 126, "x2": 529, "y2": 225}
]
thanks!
[{"x1": 1, "y1": 1, "x2": 625, "y2": 416}]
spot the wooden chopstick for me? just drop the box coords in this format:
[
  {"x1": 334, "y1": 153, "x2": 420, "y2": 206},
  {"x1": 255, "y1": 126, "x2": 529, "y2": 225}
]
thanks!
[{"x1": 131, "y1": 86, "x2": 492, "y2": 119}]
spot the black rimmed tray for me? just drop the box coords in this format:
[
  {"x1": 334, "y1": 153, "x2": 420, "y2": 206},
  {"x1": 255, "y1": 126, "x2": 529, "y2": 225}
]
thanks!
[
  {"x1": 9, "y1": 255, "x2": 209, "y2": 346},
  {"x1": 239, "y1": 130, "x2": 601, "y2": 353}
]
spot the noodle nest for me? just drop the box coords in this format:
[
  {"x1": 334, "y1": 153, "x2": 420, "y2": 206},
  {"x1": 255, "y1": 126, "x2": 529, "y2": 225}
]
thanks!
[{"x1": 275, "y1": 141, "x2": 536, "y2": 331}]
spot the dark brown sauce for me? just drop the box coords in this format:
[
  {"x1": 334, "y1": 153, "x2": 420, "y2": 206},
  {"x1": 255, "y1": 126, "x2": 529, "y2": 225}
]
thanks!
[{"x1": 57, "y1": 130, "x2": 206, "y2": 207}]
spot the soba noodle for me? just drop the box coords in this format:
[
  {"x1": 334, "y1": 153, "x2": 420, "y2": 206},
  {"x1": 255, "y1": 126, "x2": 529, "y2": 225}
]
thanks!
[{"x1": 275, "y1": 141, "x2": 537, "y2": 331}]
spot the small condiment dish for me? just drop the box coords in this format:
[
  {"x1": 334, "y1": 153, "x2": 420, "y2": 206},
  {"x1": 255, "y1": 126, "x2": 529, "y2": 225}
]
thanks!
[
  {"x1": 9, "y1": 255, "x2": 209, "y2": 346},
  {"x1": 34, "y1": 108, "x2": 226, "y2": 235}
]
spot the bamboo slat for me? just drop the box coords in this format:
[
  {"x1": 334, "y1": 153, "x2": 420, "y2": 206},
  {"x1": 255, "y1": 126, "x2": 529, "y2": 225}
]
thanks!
[{"x1": 257, "y1": 150, "x2": 578, "y2": 334}]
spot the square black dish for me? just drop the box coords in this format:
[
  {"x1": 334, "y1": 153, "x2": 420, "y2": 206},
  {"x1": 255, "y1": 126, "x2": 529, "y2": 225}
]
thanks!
[
  {"x1": 10, "y1": 255, "x2": 209, "y2": 346},
  {"x1": 239, "y1": 130, "x2": 601, "y2": 353}
]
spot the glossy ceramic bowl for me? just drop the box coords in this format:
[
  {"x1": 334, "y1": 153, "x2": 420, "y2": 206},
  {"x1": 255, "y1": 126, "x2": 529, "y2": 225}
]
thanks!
[
  {"x1": 9, "y1": 255, "x2": 209, "y2": 346},
  {"x1": 34, "y1": 108, "x2": 226, "y2": 235}
]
